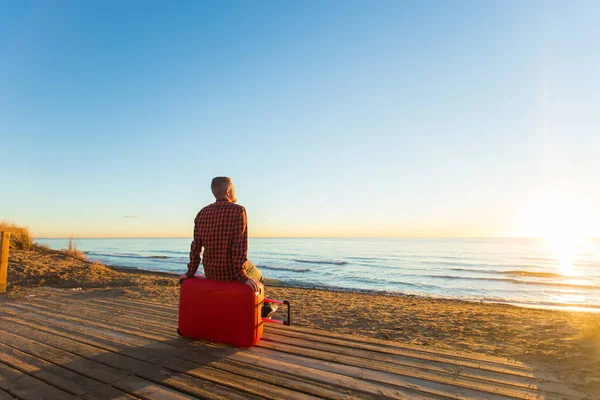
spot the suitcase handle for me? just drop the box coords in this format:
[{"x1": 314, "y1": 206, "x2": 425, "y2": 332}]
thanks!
[{"x1": 263, "y1": 298, "x2": 291, "y2": 326}]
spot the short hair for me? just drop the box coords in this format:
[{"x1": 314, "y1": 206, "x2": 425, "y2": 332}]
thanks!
[{"x1": 211, "y1": 176, "x2": 232, "y2": 197}]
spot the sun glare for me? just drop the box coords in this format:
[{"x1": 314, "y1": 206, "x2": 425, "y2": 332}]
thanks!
[
  {"x1": 523, "y1": 193, "x2": 594, "y2": 276},
  {"x1": 547, "y1": 237, "x2": 581, "y2": 276}
]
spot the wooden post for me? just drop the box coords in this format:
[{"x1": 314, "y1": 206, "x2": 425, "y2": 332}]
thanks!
[{"x1": 0, "y1": 231, "x2": 10, "y2": 293}]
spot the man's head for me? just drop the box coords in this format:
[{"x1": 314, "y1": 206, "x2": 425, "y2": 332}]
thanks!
[{"x1": 211, "y1": 177, "x2": 237, "y2": 202}]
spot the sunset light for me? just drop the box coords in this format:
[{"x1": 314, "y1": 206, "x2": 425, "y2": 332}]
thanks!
[
  {"x1": 2, "y1": 2, "x2": 599, "y2": 397},
  {"x1": 548, "y1": 237, "x2": 582, "y2": 277}
]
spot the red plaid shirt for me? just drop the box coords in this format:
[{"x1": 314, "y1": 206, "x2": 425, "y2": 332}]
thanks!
[{"x1": 187, "y1": 199, "x2": 249, "y2": 283}]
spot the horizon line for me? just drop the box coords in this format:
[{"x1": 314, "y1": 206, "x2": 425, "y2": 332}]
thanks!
[{"x1": 37, "y1": 236, "x2": 600, "y2": 240}]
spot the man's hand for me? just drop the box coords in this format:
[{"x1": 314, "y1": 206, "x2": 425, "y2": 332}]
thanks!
[
  {"x1": 178, "y1": 274, "x2": 188, "y2": 284},
  {"x1": 244, "y1": 277, "x2": 263, "y2": 294}
]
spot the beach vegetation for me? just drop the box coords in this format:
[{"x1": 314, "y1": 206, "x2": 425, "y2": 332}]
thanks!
[
  {"x1": 0, "y1": 221, "x2": 33, "y2": 250},
  {"x1": 65, "y1": 235, "x2": 87, "y2": 261}
]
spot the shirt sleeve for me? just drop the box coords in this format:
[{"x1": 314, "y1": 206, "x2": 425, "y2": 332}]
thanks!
[
  {"x1": 231, "y1": 207, "x2": 249, "y2": 283},
  {"x1": 187, "y1": 215, "x2": 203, "y2": 276}
]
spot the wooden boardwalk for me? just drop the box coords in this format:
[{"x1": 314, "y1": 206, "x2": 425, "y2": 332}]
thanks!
[{"x1": 0, "y1": 288, "x2": 584, "y2": 400}]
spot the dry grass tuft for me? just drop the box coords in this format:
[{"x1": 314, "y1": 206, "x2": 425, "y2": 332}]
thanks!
[
  {"x1": 0, "y1": 221, "x2": 33, "y2": 250},
  {"x1": 65, "y1": 235, "x2": 87, "y2": 261}
]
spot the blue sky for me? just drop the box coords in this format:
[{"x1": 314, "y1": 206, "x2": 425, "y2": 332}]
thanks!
[{"x1": 1, "y1": 1, "x2": 599, "y2": 238}]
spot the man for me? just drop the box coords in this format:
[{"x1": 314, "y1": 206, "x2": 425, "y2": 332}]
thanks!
[{"x1": 183, "y1": 176, "x2": 277, "y2": 318}]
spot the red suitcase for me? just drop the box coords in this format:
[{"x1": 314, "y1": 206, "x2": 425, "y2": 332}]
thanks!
[{"x1": 178, "y1": 275, "x2": 290, "y2": 347}]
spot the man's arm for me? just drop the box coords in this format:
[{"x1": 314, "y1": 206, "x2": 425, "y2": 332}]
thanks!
[
  {"x1": 186, "y1": 215, "x2": 203, "y2": 278},
  {"x1": 231, "y1": 207, "x2": 249, "y2": 283}
]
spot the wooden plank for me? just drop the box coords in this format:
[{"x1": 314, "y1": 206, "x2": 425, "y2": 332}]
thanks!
[
  {"x1": 0, "y1": 232, "x2": 10, "y2": 293},
  {"x1": 0, "y1": 228, "x2": 20, "y2": 233},
  {"x1": 75, "y1": 385, "x2": 139, "y2": 400},
  {"x1": 91, "y1": 298, "x2": 178, "y2": 319},
  {"x1": 0, "y1": 343, "x2": 103, "y2": 396},
  {"x1": 129, "y1": 368, "x2": 262, "y2": 400},
  {"x1": 96, "y1": 297, "x2": 179, "y2": 312},
  {"x1": 0, "y1": 328, "x2": 129, "y2": 383},
  {"x1": 34, "y1": 292, "x2": 179, "y2": 314},
  {"x1": 110, "y1": 376, "x2": 197, "y2": 400},
  {"x1": 0, "y1": 389, "x2": 16, "y2": 400},
  {"x1": 87, "y1": 299, "x2": 177, "y2": 323},
  {"x1": 0, "y1": 362, "x2": 75, "y2": 400}
]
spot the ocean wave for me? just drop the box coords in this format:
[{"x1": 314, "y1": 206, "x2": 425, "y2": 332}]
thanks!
[
  {"x1": 292, "y1": 259, "x2": 347, "y2": 265},
  {"x1": 574, "y1": 262, "x2": 600, "y2": 268},
  {"x1": 502, "y1": 270, "x2": 563, "y2": 278},
  {"x1": 422, "y1": 274, "x2": 600, "y2": 290},
  {"x1": 449, "y1": 268, "x2": 563, "y2": 278},
  {"x1": 257, "y1": 265, "x2": 310, "y2": 273},
  {"x1": 523, "y1": 256, "x2": 557, "y2": 263},
  {"x1": 147, "y1": 250, "x2": 187, "y2": 255},
  {"x1": 425, "y1": 260, "x2": 589, "y2": 272},
  {"x1": 423, "y1": 260, "x2": 541, "y2": 268},
  {"x1": 86, "y1": 252, "x2": 145, "y2": 259},
  {"x1": 277, "y1": 278, "x2": 437, "y2": 292},
  {"x1": 86, "y1": 251, "x2": 187, "y2": 264},
  {"x1": 349, "y1": 277, "x2": 439, "y2": 289}
]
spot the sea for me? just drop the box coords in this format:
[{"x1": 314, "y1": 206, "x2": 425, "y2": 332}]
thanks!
[{"x1": 38, "y1": 238, "x2": 600, "y2": 313}]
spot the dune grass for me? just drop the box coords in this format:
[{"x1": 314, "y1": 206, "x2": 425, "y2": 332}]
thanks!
[
  {"x1": 0, "y1": 222, "x2": 86, "y2": 260},
  {"x1": 0, "y1": 221, "x2": 33, "y2": 250},
  {"x1": 65, "y1": 235, "x2": 87, "y2": 261}
]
